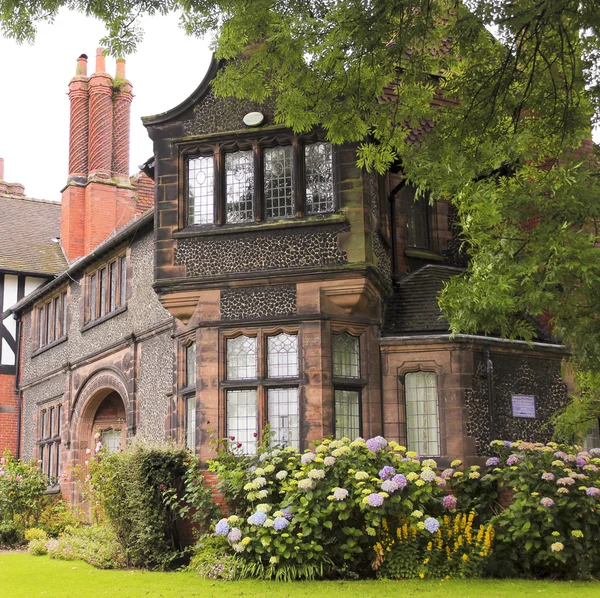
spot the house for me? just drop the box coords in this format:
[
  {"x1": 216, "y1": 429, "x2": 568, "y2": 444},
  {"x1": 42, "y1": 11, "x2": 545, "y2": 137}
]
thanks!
[{"x1": 4, "y1": 50, "x2": 572, "y2": 504}]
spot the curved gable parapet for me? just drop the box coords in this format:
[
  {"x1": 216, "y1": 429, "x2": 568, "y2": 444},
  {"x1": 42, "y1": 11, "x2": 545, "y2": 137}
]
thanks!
[{"x1": 142, "y1": 57, "x2": 277, "y2": 138}]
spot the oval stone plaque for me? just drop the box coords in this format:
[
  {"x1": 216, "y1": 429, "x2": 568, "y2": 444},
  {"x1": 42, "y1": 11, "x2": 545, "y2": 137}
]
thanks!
[{"x1": 243, "y1": 111, "x2": 265, "y2": 127}]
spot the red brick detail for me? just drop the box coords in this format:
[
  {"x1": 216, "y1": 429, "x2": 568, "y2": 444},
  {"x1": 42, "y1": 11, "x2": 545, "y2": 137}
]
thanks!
[
  {"x1": 61, "y1": 183, "x2": 86, "y2": 263},
  {"x1": 112, "y1": 84, "x2": 133, "y2": 177},
  {"x1": 0, "y1": 373, "x2": 18, "y2": 455},
  {"x1": 68, "y1": 78, "x2": 89, "y2": 177},
  {"x1": 88, "y1": 72, "x2": 113, "y2": 178},
  {"x1": 132, "y1": 171, "x2": 155, "y2": 215}
]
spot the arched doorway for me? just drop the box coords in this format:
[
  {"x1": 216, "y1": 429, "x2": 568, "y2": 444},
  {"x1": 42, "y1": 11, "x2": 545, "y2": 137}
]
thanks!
[{"x1": 91, "y1": 391, "x2": 126, "y2": 453}]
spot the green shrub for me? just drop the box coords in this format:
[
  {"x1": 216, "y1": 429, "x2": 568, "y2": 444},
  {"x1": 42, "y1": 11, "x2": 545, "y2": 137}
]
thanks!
[
  {"x1": 35, "y1": 498, "x2": 81, "y2": 537},
  {"x1": 188, "y1": 535, "x2": 242, "y2": 580},
  {"x1": 28, "y1": 538, "x2": 48, "y2": 556},
  {"x1": 46, "y1": 525, "x2": 126, "y2": 569},
  {"x1": 24, "y1": 527, "x2": 48, "y2": 542},
  {"x1": 88, "y1": 442, "x2": 215, "y2": 570},
  {"x1": 0, "y1": 520, "x2": 23, "y2": 546}
]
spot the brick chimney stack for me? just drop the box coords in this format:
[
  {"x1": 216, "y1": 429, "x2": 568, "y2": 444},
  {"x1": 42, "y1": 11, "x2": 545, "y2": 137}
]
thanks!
[
  {"x1": 61, "y1": 48, "x2": 137, "y2": 263},
  {"x1": 0, "y1": 159, "x2": 25, "y2": 197}
]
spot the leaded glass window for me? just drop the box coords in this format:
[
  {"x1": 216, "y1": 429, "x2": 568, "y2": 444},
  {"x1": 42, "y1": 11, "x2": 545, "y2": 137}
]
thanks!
[
  {"x1": 305, "y1": 142, "x2": 334, "y2": 214},
  {"x1": 333, "y1": 333, "x2": 360, "y2": 378},
  {"x1": 227, "y1": 335, "x2": 257, "y2": 380},
  {"x1": 39, "y1": 403, "x2": 61, "y2": 486},
  {"x1": 225, "y1": 150, "x2": 254, "y2": 223},
  {"x1": 102, "y1": 429, "x2": 122, "y2": 453},
  {"x1": 268, "y1": 388, "x2": 299, "y2": 448},
  {"x1": 335, "y1": 390, "x2": 360, "y2": 439},
  {"x1": 227, "y1": 389, "x2": 258, "y2": 454},
  {"x1": 405, "y1": 372, "x2": 440, "y2": 456},
  {"x1": 267, "y1": 333, "x2": 298, "y2": 378},
  {"x1": 186, "y1": 396, "x2": 196, "y2": 452},
  {"x1": 188, "y1": 155, "x2": 214, "y2": 225},
  {"x1": 186, "y1": 342, "x2": 196, "y2": 388},
  {"x1": 264, "y1": 146, "x2": 293, "y2": 219},
  {"x1": 584, "y1": 419, "x2": 600, "y2": 451}
]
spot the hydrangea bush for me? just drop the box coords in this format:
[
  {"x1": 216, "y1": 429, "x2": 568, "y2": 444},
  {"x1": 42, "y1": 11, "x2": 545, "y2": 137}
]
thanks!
[{"x1": 204, "y1": 436, "x2": 600, "y2": 580}]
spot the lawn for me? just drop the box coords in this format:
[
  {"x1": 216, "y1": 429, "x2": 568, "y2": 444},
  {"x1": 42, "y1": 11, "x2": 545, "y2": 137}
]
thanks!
[{"x1": 0, "y1": 552, "x2": 598, "y2": 598}]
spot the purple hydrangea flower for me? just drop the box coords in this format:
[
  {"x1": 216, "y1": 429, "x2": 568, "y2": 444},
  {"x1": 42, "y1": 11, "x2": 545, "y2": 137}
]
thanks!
[
  {"x1": 379, "y1": 466, "x2": 396, "y2": 480},
  {"x1": 367, "y1": 493, "x2": 384, "y2": 507},
  {"x1": 554, "y1": 451, "x2": 568, "y2": 461},
  {"x1": 381, "y1": 480, "x2": 399, "y2": 493},
  {"x1": 506, "y1": 454, "x2": 521, "y2": 466},
  {"x1": 486, "y1": 457, "x2": 501, "y2": 467},
  {"x1": 227, "y1": 527, "x2": 242, "y2": 542},
  {"x1": 541, "y1": 472, "x2": 555, "y2": 481},
  {"x1": 424, "y1": 517, "x2": 440, "y2": 533},
  {"x1": 273, "y1": 516, "x2": 289, "y2": 531},
  {"x1": 443, "y1": 495, "x2": 457, "y2": 510},
  {"x1": 540, "y1": 497, "x2": 554, "y2": 507},
  {"x1": 576, "y1": 457, "x2": 587, "y2": 468},
  {"x1": 248, "y1": 511, "x2": 268, "y2": 526},
  {"x1": 503, "y1": 441, "x2": 512, "y2": 448},
  {"x1": 281, "y1": 507, "x2": 293, "y2": 520},
  {"x1": 392, "y1": 474, "x2": 408, "y2": 489},
  {"x1": 590, "y1": 448, "x2": 600, "y2": 457},
  {"x1": 557, "y1": 477, "x2": 575, "y2": 486},
  {"x1": 441, "y1": 468, "x2": 454, "y2": 479},
  {"x1": 586, "y1": 487, "x2": 600, "y2": 498},
  {"x1": 366, "y1": 436, "x2": 387, "y2": 453},
  {"x1": 215, "y1": 519, "x2": 229, "y2": 536}
]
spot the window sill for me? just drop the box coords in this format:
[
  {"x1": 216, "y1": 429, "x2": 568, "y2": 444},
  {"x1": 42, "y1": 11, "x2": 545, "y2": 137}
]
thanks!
[
  {"x1": 44, "y1": 485, "x2": 61, "y2": 495},
  {"x1": 404, "y1": 248, "x2": 444, "y2": 261},
  {"x1": 32, "y1": 336, "x2": 68, "y2": 358},
  {"x1": 173, "y1": 213, "x2": 348, "y2": 239},
  {"x1": 81, "y1": 305, "x2": 127, "y2": 333}
]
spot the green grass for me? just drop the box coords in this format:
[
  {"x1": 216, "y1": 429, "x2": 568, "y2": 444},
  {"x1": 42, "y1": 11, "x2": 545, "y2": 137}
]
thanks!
[{"x1": 0, "y1": 552, "x2": 598, "y2": 597}]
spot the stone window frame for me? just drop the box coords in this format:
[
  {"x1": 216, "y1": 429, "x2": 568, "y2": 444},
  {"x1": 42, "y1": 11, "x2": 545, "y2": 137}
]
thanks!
[
  {"x1": 32, "y1": 286, "x2": 68, "y2": 353},
  {"x1": 220, "y1": 325, "x2": 301, "y2": 453},
  {"x1": 397, "y1": 362, "x2": 445, "y2": 458},
  {"x1": 179, "y1": 336, "x2": 197, "y2": 453},
  {"x1": 37, "y1": 398, "x2": 62, "y2": 489},
  {"x1": 331, "y1": 326, "x2": 368, "y2": 440},
  {"x1": 82, "y1": 248, "x2": 129, "y2": 328},
  {"x1": 179, "y1": 131, "x2": 338, "y2": 229}
]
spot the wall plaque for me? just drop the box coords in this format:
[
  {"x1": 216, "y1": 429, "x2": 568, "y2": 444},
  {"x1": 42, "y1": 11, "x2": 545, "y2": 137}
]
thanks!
[{"x1": 511, "y1": 394, "x2": 536, "y2": 419}]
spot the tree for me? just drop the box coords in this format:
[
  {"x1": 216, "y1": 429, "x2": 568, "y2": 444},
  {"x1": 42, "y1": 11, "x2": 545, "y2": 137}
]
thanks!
[{"x1": 3, "y1": 1, "x2": 600, "y2": 438}]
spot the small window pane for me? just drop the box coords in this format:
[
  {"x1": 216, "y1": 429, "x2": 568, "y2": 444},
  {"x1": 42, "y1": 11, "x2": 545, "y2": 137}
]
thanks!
[
  {"x1": 38, "y1": 307, "x2": 44, "y2": 347},
  {"x1": 267, "y1": 333, "x2": 298, "y2": 378},
  {"x1": 46, "y1": 443, "x2": 52, "y2": 477},
  {"x1": 54, "y1": 443, "x2": 61, "y2": 480},
  {"x1": 227, "y1": 389, "x2": 258, "y2": 454},
  {"x1": 186, "y1": 396, "x2": 196, "y2": 452},
  {"x1": 41, "y1": 410, "x2": 47, "y2": 440},
  {"x1": 225, "y1": 150, "x2": 254, "y2": 223},
  {"x1": 333, "y1": 333, "x2": 360, "y2": 378},
  {"x1": 584, "y1": 419, "x2": 600, "y2": 451},
  {"x1": 102, "y1": 429, "x2": 122, "y2": 453},
  {"x1": 120, "y1": 256, "x2": 127, "y2": 306},
  {"x1": 189, "y1": 156, "x2": 215, "y2": 225},
  {"x1": 305, "y1": 142, "x2": 334, "y2": 214},
  {"x1": 403, "y1": 186, "x2": 430, "y2": 249},
  {"x1": 57, "y1": 405, "x2": 62, "y2": 436},
  {"x1": 268, "y1": 388, "x2": 299, "y2": 449},
  {"x1": 52, "y1": 296, "x2": 60, "y2": 340},
  {"x1": 99, "y1": 268, "x2": 107, "y2": 317},
  {"x1": 62, "y1": 293, "x2": 68, "y2": 336},
  {"x1": 264, "y1": 146, "x2": 294, "y2": 219},
  {"x1": 89, "y1": 274, "x2": 97, "y2": 320},
  {"x1": 335, "y1": 390, "x2": 360, "y2": 439},
  {"x1": 186, "y1": 343, "x2": 196, "y2": 388},
  {"x1": 44, "y1": 303, "x2": 50, "y2": 345},
  {"x1": 405, "y1": 372, "x2": 440, "y2": 456},
  {"x1": 109, "y1": 262, "x2": 117, "y2": 312},
  {"x1": 226, "y1": 336, "x2": 257, "y2": 380},
  {"x1": 49, "y1": 408, "x2": 55, "y2": 439}
]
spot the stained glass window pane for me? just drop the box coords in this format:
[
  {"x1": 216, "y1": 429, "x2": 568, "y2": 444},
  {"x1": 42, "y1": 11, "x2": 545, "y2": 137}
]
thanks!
[
  {"x1": 225, "y1": 151, "x2": 254, "y2": 223},
  {"x1": 268, "y1": 388, "x2": 299, "y2": 448},
  {"x1": 226, "y1": 336, "x2": 257, "y2": 380},
  {"x1": 109, "y1": 262, "x2": 117, "y2": 312},
  {"x1": 186, "y1": 343, "x2": 196, "y2": 388},
  {"x1": 102, "y1": 429, "x2": 122, "y2": 453},
  {"x1": 89, "y1": 274, "x2": 96, "y2": 320},
  {"x1": 120, "y1": 256, "x2": 127, "y2": 306},
  {"x1": 305, "y1": 142, "x2": 334, "y2": 214},
  {"x1": 335, "y1": 390, "x2": 360, "y2": 439},
  {"x1": 333, "y1": 333, "x2": 360, "y2": 378},
  {"x1": 188, "y1": 156, "x2": 214, "y2": 225},
  {"x1": 267, "y1": 333, "x2": 298, "y2": 378},
  {"x1": 405, "y1": 372, "x2": 440, "y2": 456},
  {"x1": 186, "y1": 396, "x2": 196, "y2": 452},
  {"x1": 227, "y1": 389, "x2": 258, "y2": 454},
  {"x1": 264, "y1": 146, "x2": 293, "y2": 220}
]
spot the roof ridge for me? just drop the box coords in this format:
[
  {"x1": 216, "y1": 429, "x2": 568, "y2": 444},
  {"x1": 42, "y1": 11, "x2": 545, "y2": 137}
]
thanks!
[{"x1": 0, "y1": 194, "x2": 60, "y2": 206}]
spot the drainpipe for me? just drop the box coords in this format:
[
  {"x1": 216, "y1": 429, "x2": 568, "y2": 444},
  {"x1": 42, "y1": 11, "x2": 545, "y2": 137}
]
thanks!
[
  {"x1": 485, "y1": 347, "x2": 496, "y2": 442},
  {"x1": 14, "y1": 312, "x2": 22, "y2": 459}
]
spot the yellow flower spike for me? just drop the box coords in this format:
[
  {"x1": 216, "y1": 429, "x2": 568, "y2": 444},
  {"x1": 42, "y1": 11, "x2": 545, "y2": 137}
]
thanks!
[{"x1": 462, "y1": 553, "x2": 469, "y2": 562}]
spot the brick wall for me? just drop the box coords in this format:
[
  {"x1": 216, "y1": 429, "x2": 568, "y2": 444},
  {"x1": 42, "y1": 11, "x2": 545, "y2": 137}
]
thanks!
[{"x1": 0, "y1": 373, "x2": 18, "y2": 454}]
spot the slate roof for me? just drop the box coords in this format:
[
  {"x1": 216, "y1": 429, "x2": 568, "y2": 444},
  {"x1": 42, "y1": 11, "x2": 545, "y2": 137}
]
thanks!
[
  {"x1": 383, "y1": 264, "x2": 464, "y2": 336},
  {"x1": 0, "y1": 195, "x2": 66, "y2": 276}
]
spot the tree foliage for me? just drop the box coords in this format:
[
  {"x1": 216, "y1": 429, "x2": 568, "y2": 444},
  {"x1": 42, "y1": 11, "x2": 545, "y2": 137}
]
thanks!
[{"x1": 2, "y1": 1, "x2": 600, "y2": 436}]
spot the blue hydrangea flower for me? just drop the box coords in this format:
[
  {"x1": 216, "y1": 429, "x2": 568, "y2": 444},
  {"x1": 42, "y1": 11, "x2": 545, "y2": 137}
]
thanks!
[
  {"x1": 586, "y1": 487, "x2": 600, "y2": 498},
  {"x1": 424, "y1": 517, "x2": 440, "y2": 534},
  {"x1": 215, "y1": 519, "x2": 230, "y2": 536},
  {"x1": 273, "y1": 517, "x2": 289, "y2": 531},
  {"x1": 379, "y1": 465, "x2": 396, "y2": 480},
  {"x1": 281, "y1": 507, "x2": 293, "y2": 520},
  {"x1": 248, "y1": 511, "x2": 268, "y2": 526},
  {"x1": 366, "y1": 436, "x2": 387, "y2": 453},
  {"x1": 392, "y1": 474, "x2": 407, "y2": 489},
  {"x1": 227, "y1": 527, "x2": 242, "y2": 543},
  {"x1": 366, "y1": 493, "x2": 384, "y2": 507},
  {"x1": 485, "y1": 457, "x2": 500, "y2": 467}
]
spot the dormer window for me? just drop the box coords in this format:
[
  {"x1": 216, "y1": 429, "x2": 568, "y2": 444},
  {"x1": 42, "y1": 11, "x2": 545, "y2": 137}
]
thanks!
[{"x1": 186, "y1": 139, "x2": 334, "y2": 227}]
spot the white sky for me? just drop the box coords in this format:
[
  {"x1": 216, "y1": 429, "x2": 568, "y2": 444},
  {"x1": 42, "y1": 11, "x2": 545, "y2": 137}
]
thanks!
[{"x1": 0, "y1": 9, "x2": 213, "y2": 201}]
